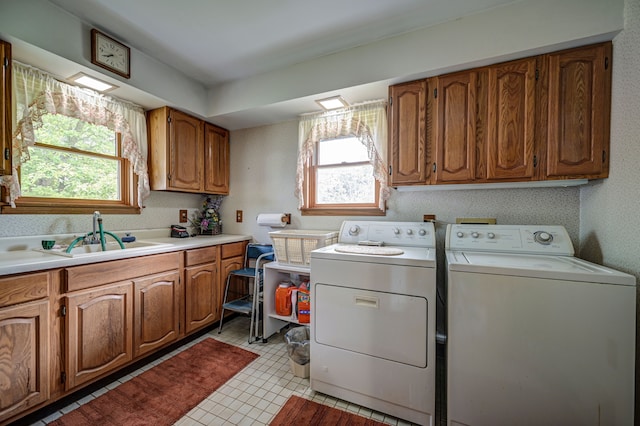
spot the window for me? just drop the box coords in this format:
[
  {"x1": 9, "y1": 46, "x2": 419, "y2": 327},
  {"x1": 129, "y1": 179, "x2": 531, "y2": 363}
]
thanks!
[
  {"x1": 1, "y1": 61, "x2": 149, "y2": 214},
  {"x1": 296, "y1": 100, "x2": 390, "y2": 215},
  {"x1": 308, "y1": 136, "x2": 378, "y2": 208},
  {"x1": 21, "y1": 115, "x2": 123, "y2": 201},
  {"x1": 10, "y1": 114, "x2": 137, "y2": 214}
]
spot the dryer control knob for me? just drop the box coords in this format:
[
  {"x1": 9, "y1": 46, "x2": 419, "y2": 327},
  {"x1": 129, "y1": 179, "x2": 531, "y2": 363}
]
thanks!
[
  {"x1": 456, "y1": 231, "x2": 464, "y2": 238},
  {"x1": 348, "y1": 225, "x2": 360, "y2": 236},
  {"x1": 393, "y1": 228, "x2": 400, "y2": 235},
  {"x1": 487, "y1": 232, "x2": 496, "y2": 239},
  {"x1": 418, "y1": 229, "x2": 427, "y2": 236},
  {"x1": 534, "y1": 231, "x2": 553, "y2": 245},
  {"x1": 471, "y1": 232, "x2": 479, "y2": 239},
  {"x1": 406, "y1": 229, "x2": 414, "y2": 235}
]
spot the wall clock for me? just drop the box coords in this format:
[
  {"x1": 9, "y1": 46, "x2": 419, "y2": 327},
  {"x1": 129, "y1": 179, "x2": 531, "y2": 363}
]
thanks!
[{"x1": 91, "y1": 29, "x2": 130, "y2": 79}]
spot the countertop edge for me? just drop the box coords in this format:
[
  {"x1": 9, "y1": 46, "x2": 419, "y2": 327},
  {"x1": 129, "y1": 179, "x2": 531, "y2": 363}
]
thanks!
[{"x1": 0, "y1": 234, "x2": 252, "y2": 277}]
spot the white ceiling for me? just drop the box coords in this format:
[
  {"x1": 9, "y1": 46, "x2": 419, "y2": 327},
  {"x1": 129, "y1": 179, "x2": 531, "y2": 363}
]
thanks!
[
  {"x1": 9, "y1": 0, "x2": 521, "y2": 129},
  {"x1": 47, "y1": 0, "x2": 515, "y2": 87}
]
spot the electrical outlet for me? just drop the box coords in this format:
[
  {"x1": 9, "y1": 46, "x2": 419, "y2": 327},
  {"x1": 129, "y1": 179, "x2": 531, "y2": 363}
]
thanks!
[
  {"x1": 236, "y1": 210, "x2": 243, "y2": 222},
  {"x1": 179, "y1": 209, "x2": 188, "y2": 223}
]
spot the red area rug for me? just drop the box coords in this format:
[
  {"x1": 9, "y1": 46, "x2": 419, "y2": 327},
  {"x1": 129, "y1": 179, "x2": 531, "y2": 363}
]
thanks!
[
  {"x1": 49, "y1": 338, "x2": 259, "y2": 426},
  {"x1": 270, "y1": 395, "x2": 387, "y2": 425}
]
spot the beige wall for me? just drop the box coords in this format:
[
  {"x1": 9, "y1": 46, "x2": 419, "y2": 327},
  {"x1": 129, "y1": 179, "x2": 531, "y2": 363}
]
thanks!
[
  {"x1": 580, "y1": 0, "x2": 640, "y2": 415},
  {"x1": 221, "y1": 121, "x2": 581, "y2": 246}
]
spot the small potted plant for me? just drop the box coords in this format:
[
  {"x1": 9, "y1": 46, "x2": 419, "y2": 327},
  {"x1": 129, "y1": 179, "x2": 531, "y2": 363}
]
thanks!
[{"x1": 190, "y1": 195, "x2": 223, "y2": 235}]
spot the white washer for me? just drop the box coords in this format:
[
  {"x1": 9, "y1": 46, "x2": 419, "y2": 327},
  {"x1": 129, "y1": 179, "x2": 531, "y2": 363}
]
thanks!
[
  {"x1": 445, "y1": 224, "x2": 636, "y2": 426},
  {"x1": 310, "y1": 221, "x2": 437, "y2": 425}
]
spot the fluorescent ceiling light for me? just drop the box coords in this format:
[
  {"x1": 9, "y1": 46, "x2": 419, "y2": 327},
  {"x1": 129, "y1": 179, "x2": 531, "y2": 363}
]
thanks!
[
  {"x1": 316, "y1": 95, "x2": 349, "y2": 111},
  {"x1": 68, "y1": 72, "x2": 117, "y2": 92}
]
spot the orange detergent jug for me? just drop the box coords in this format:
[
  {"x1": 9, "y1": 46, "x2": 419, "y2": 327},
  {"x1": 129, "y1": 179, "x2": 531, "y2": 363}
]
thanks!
[
  {"x1": 297, "y1": 288, "x2": 310, "y2": 323},
  {"x1": 275, "y1": 283, "x2": 293, "y2": 316}
]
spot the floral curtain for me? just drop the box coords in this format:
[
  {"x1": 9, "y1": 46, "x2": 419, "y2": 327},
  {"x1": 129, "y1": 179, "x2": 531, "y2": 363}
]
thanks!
[
  {"x1": 296, "y1": 100, "x2": 390, "y2": 211},
  {"x1": 0, "y1": 61, "x2": 150, "y2": 208}
]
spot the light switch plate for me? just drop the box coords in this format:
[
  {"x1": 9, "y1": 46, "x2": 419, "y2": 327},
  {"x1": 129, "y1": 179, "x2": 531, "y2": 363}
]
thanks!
[{"x1": 179, "y1": 209, "x2": 188, "y2": 223}]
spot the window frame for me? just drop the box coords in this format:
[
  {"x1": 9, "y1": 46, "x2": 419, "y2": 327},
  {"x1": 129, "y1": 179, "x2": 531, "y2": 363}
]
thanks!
[
  {"x1": 2, "y1": 129, "x2": 140, "y2": 215},
  {"x1": 301, "y1": 136, "x2": 385, "y2": 216}
]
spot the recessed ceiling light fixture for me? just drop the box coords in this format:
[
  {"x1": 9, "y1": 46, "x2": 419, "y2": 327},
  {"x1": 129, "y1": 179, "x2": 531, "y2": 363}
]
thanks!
[
  {"x1": 68, "y1": 72, "x2": 118, "y2": 92},
  {"x1": 316, "y1": 95, "x2": 349, "y2": 111}
]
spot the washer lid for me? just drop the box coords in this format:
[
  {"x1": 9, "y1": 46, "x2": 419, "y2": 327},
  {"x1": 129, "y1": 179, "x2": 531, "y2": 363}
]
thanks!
[{"x1": 446, "y1": 251, "x2": 636, "y2": 286}]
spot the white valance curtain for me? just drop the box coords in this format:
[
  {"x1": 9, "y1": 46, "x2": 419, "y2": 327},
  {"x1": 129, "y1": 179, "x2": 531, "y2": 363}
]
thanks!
[
  {"x1": 1, "y1": 62, "x2": 150, "y2": 207},
  {"x1": 295, "y1": 100, "x2": 390, "y2": 211}
]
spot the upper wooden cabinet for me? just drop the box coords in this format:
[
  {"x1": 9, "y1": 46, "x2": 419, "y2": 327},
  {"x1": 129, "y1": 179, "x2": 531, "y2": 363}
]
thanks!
[
  {"x1": 1, "y1": 40, "x2": 11, "y2": 177},
  {"x1": 388, "y1": 80, "x2": 429, "y2": 185},
  {"x1": 433, "y1": 71, "x2": 477, "y2": 183},
  {"x1": 204, "y1": 123, "x2": 230, "y2": 194},
  {"x1": 148, "y1": 106, "x2": 230, "y2": 194},
  {"x1": 545, "y1": 42, "x2": 612, "y2": 179},
  {"x1": 388, "y1": 41, "x2": 612, "y2": 187},
  {"x1": 485, "y1": 57, "x2": 537, "y2": 181}
]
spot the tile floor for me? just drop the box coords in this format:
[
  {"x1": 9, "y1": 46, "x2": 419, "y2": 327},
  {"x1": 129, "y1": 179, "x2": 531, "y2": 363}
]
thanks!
[{"x1": 29, "y1": 316, "x2": 419, "y2": 426}]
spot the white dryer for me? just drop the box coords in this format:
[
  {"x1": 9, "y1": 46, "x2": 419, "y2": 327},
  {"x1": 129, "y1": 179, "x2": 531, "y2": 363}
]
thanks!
[
  {"x1": 311, "y1": 221, "x2": 437, "y2": 425},
  {"x1": 445, "y1": 224, "x2": 636, "y2": 426}
]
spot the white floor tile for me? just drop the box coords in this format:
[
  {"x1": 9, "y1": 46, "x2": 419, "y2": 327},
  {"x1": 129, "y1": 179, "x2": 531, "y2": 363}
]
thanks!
[{"x1": 31, "y1": 316, "x2": 417, "y2": 426}]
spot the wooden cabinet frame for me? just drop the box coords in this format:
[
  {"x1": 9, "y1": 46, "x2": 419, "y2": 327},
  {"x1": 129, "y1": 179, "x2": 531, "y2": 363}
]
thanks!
[{"x1": 388, "y1": 41, "x2": 612, "y2": 187}]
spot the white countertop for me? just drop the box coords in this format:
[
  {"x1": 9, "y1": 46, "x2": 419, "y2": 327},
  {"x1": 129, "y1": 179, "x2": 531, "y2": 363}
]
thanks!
[{"x1": 0, "y1": 229, "x2": 252, "y2": 276}]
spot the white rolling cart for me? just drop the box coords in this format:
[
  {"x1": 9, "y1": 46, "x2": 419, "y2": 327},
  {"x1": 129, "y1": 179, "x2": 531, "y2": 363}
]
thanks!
[
  {"x1": 261, "y1": 262, "x2": 310, "y2": 342},
  {"x1": 261, "y1": 230, "x2": 338, "y2": 342}
]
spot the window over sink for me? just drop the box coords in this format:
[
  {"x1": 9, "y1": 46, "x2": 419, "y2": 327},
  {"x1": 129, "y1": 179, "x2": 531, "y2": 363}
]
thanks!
[{"x1": 1, "y1": 61, "x2": 149, "y2": 214}]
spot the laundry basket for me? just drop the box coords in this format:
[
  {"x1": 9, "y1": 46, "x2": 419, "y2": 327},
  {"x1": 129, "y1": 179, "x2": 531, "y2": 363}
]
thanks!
[{"x1": 269, "y1": 230, "x2": 338, "y2": 266}]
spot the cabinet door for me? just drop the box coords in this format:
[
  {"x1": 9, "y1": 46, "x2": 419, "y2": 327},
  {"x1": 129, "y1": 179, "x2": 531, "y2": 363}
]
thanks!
[
  {"x1": 169, "y1": 109, "x2": 204, "y2": 192},
  {"x1": 546, "y1": 42, "x2": 611, "y2": 178},
  {"x1": 65, "y1": 282, "x2": 133, "y2": 389},
  {"x1": 388, "y1": 80, "x2": 429, "y2": 185},
  {"x1": 0, "y1": 300, "x2": 49, "y2": 423},
  {"x1": 0, "y1": 40, "x2": 10, "y2": 176},
  {"x1": 185, "y1": 262, "x2": 218, "y2": 333},
  {"x1": 133, "y1": 271, "x2": 180, "y2": 358},
  {"x1": 204, "y1": 124, "x2": 230, "y2": 194},
  {"x1": 486, "y1": 57, "x2": 537, "y2": 180},
  {"x1": 434, "y1": 72, "x2": 477, "y2": 183}
]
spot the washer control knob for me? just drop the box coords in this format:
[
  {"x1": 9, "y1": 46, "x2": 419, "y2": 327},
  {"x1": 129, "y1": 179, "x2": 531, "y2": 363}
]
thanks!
[
  {"x1": 348, "y1": 225, "x2": 360, "y2": 236},
  {"x1": 471, "y1": 232, "x2": 479, "y2": 239},
  {"x1": 534, "y1": 231, "x2": 553, "y2": 245},
  {"x1": 406, "y1": 229, "x2": 413, "y2": 235},
  {"x1": 393, "y1": 228, "x2": 400, "y2": 235},
  {"x1": 456, "y1": 231, "x2": 464, "y2": 238},
  {"x1": 418, "y1": 229, "x2": 427, "y2": 236},
  {"x1": 487, "y1": 232, "x2": 496, "y2": 239}
]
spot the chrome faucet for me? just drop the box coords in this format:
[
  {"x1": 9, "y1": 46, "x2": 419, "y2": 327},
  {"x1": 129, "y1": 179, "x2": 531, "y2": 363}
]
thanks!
[
  {"x1": 85, "y1": 211, "x2": 102, "y2": 245},
  {"x1": 66, "y1": 211, "x2": 125, "y2": 253}
]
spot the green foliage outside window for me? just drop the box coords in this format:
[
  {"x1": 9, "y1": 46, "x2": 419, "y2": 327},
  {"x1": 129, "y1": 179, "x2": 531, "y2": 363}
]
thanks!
[{"x1": 20, "y1": 114, "x2": 121, "y2": 200}]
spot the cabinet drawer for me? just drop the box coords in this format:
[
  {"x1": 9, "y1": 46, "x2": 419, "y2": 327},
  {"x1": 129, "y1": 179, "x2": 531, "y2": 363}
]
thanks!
[
  {"x1": 65, "y1": 252, "x2": 181, "y2": 292},
  {"x1": 0, "y1": 272, "x2": 50, "y2": 308},
  {"x1": 185, "y1": 246, "x2": 217, "y2": 267},
  {"x1": 221, "y1": 241, "x2": 246, "y2": 259}
]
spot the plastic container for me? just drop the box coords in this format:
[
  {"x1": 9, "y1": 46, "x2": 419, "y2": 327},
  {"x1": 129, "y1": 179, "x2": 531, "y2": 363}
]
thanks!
[
  {"x1": 275, "y1": 282, "x2": 293, "y2": 316},
  {"x1": 284, "y1": 326, "x2": 310, "y2": 378},
  {"x1": 269, "y1": 230, "x2": 338, "y2": 266},
  {"x1": 297, "y1": 289, "x2": 310, "y2": 324}
]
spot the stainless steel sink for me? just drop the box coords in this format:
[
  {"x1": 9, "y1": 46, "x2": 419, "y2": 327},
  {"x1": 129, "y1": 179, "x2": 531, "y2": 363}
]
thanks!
[{"x1": 36, "y1": 240, "x2": 173, "y2": 257}]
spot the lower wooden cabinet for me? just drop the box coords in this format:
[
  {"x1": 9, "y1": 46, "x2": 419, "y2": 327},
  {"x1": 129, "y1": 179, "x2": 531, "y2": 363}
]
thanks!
[
  {"x1": 1, "y1": 242, "x2": 250, "y2": 424},
  {"x1": 0, "y1": 299, "x2": 50, "y2": 423},
  {"x1": 134, "y1": 271, "x2": 180, "y2": 357},
  {"x1": 184, "y1": 260, "x2": 218, "y2": 333},
  {"x1": 65, "y1": 281, "x2": 133, "y2": 389}
]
